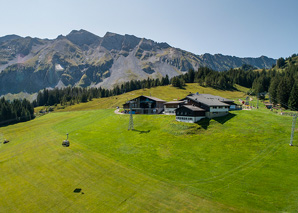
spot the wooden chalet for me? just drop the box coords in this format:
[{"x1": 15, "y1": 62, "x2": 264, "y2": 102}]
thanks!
[
  {"x1": 191, "y1": 93, "x2": 237, "y2": 110},
  {"x1": 182, "y1": 94, "x2": 230, "y2": 119},
  {"x1": 175, "y1": 105, "x2": 206, "y2": 123},
  {"x1": 123, "y1": 95, "x2": 166, "y2": 114}
]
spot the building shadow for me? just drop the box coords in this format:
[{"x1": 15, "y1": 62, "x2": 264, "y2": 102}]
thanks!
[
  {"x1": 213, "y1": 113, "x2": 236, "y2": 124},
  {"x1": 195, "y1": 118, "x2": 210, "y2": 130},
  {"x1": 132, "y1": 129, "x2": 151, "y2": 134},
  {"x1": 73, "y1": 188, "x2": 82, "y2": 193}
]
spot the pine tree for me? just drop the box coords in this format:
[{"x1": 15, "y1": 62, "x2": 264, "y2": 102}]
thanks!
[
  {"x1": 277, "y1": 77, "x2": 291, "y2": 108},
  {"x1": 269, "y1": 77, "x2": 279, "y2": 104},
  {"x1": 188, "y1": 69, "x2": 195, "y2": 83},
  {"x1": 276, "y1": 57, "x2": 286, "y2": 68},
  {"x1": 288, "y1": 82, "x2": 298, "y2": 111}
]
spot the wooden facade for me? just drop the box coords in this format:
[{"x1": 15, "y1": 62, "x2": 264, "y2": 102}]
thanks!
[
  {"x1": 182, "y1": 94, "x2": 230, "y2": 119},
  {"x1": 175, "y1": 105, "x2": 206, "y2": 123},
  {"x1": 123, "y1": 95, "x2": 166, "y2": 114}
]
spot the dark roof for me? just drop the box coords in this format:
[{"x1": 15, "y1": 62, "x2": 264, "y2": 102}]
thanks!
[
  {"x1": 179, "y1": 105, "x2": 205, "y2": 111},
  {"x1": 200, "y1": 94, "x2": 233, "y2": 102},
  {"x1": 125, "y1": 95, "x2": 166, "y2": 104},
  {"x1": 187, "y1": 95, "x2": 230, "y2": 107},
  {"x1": 142, "y1": 95, "x2": 166, "y2": 102},
  {"x1": 164, "y1": 101, "x2": 184, "y2": 105},
  {"x1": 189, "y1": 93, "x2": 233, "y2": 102}
]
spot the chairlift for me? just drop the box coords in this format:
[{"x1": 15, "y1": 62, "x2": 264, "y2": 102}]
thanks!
[{"x1": 62, "y1": 133, "x2": 70, "y2": 147}]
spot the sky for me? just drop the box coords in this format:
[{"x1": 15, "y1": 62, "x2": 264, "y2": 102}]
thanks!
[{"x1": 0, "y1": 0, "x2": 297, "y2": 59}]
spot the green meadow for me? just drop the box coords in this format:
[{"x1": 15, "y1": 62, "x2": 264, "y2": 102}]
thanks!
[{"x1": 1, "y1": 84, "x2": 298, "y2": 212}]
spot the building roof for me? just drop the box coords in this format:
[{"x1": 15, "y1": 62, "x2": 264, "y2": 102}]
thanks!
[
  {"x1": 142, "y1": 95, "x2": 166, "y2": 102},
  {"x1": 187, "y1": 95, "x2": 230, "y2": 107},
  {"x1": 188, "y1": 93, "x2": 233, "y2": 102},
  {"x1": 179, "y1": 105, "x2": 205, "y2": 111},
  {"x1": 125, "y1": 95, "x2": 166, "y2": 104},
  {"x1": 200, "y1": 94, "x2": 233, "y2": 102},
  {"x1": 164, "y1": 101, "x2": 184, "y2": 105}
]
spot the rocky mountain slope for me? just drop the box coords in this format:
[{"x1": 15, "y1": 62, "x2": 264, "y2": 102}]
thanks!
[{"x1": 0, "y1": 29, "x2": 276, "y2": 95}]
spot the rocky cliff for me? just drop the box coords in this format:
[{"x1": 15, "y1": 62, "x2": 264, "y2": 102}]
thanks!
[{"x1": 0, "y1": 29, "x2": 276, "y2": 95}]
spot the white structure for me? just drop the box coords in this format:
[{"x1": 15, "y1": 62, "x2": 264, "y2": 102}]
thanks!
[{"x1": 164, "y1": 101, "x2": 184, "y2": 115}]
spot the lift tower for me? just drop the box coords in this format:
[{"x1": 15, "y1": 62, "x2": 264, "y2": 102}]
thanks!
[
  {"x1": 128, "y1": 101, "x2": 135, "y2": 130},
  {"x1": 290, "y1": 114, "x2": 297, "y2": 146}
]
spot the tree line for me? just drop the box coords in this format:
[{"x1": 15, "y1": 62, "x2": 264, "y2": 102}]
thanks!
[
  {"x1": 0, "y1": 97, "x2": 34, "y2": 126},
  {"x1": 171, "y1": 67, "x2": 234, "y2": 90},
  {"x1": 34, "y1": 75, "x2": 171, "y2": 107},
  {"x1": 172, "y1": 59, "x2": 298, "y2": 110}
]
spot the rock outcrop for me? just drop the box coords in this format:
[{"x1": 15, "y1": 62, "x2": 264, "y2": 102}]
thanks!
[{"x1": 0, "y1": 30, "x2": 276, "y2": 95}]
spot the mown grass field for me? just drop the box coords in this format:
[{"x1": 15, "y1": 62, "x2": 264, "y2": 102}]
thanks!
[{"x1": 1, "y1": 85, "x2": 298, "y2": 212}]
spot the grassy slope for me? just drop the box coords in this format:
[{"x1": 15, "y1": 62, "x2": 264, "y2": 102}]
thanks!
[
  {"x1": 0, "y1": 111, "x2": 233, "y2": 212},
  {"x1": 54, "y1": 84, "x2": 246, "y2": 112},
  {"x1": 1, "y1": 84, "x2": 298, "y2": 212}
]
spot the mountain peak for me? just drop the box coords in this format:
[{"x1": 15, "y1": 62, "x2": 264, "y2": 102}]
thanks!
[
  {"x1": 66, "y1": 29, "x2": 101, "y2": 46},
  {"x1": 0, "y1": 34, "x2": 22, "y2": 43},
  {"x1": 101, "y1": 32, "x2": 125, "y2": 51}
]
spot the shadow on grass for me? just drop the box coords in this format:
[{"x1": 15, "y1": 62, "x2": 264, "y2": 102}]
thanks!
[
  {"x1": 195, "y1": 118, "x2": 210, "y2": 130},
  {"x1": 213, "y1": 113, "x2": 236, "y2": 124},
  {"x1": 195, "y1": 113, "x2": 236, "y2": 129},
  {"x1": 132, "y1": 129, "x2": 151, "y2": 134},
  {"x1": 73, "y1": 188, "x2": 81, "y2": 193},
  {"x1": 0, "y1": 116, "x2": 36, "y2": 128}
]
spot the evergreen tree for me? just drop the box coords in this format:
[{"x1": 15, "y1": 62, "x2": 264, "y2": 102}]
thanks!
[
  {"x1": 188, "y1": 69, "x2": 195, "y2": 83},
  {"x1": 288, "y1": 82, "x2": 298, "y2": 111},
  {"x1": 217, "y1": 76, "x2": 226, "y2": 89},
  {"x1": 276, "y1": 57, "x2": 286, "y2": 68},
  {"x1": 277, "y1": 77, "x2": 291, "y2": 108},
  {"x1": 269, "y1": 77, "x2": 280, "y2": 104},
  {"x1": 164, "y1": 75, "x2": 170, "y2": 85},
  {"x1": 81, "y1": 93, "x2": 88, "y2": 103}
]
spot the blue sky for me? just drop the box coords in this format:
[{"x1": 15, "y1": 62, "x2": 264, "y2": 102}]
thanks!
[{"x1": 0, "y1": 0, "x2": 297, "y2": 59}]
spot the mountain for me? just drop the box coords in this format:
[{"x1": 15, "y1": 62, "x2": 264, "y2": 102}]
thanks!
[
  {"x1": 0, "y1": 34, "x2": 22, "y2": 43},
  {"x1": 0, "y1": 30, "x2": 276, "y2": 95}
]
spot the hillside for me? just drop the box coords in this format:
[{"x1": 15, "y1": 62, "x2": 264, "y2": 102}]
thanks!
[
  {"x1": 1, "y1": 84, "x2": 298, "y2": 212},
  {"x1": 0, "y1": 30, "x2": 276, "y2": 96},
  {"x1": 51, "y1": 83, "x2": 247, "y2": 112},
  {"x1": 273, "y1": 54, "x2": 298, "y2": 70}
]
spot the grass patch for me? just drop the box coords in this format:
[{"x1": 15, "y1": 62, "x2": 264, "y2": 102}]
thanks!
[
  {"x1": 1, "y1": 84, "x2": 298, "y2": 212},
  {"x1": 1, "y1": 106, "x2": 297, "y2": 211}
]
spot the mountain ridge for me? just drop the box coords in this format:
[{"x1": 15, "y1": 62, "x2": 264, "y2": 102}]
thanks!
[{"x1": 0, "y1": 30, "x2": 276, "y2": 95}]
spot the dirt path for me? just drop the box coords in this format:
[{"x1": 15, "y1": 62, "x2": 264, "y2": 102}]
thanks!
[{"x1": 114, "y1": 109, "x2": 124, "y2": 114}]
